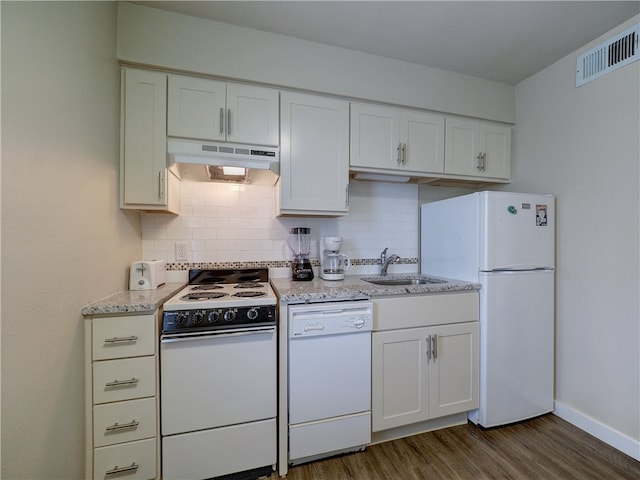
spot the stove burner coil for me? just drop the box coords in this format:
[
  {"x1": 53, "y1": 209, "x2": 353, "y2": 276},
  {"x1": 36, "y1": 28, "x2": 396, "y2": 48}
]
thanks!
[
  {"x1": 180, "y1": 292, "x2": 229, "y2": 301},
  {"x1": 234, "y1": 282, "x2": 264, "y2": 289},
  {"x1": 232, "y1": 291, "x2": 267, "y2": 298},
  {"x1": 190, "y1": 285, "x2": 224, "y2": 291}
]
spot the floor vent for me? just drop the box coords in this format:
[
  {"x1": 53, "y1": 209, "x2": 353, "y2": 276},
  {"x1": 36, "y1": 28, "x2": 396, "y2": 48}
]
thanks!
[{"x1": 576, "y1": 23, "x2": 639, "y2": 87}]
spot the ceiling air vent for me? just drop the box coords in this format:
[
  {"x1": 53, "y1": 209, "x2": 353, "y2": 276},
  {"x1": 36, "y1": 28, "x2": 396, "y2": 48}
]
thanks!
[{"x1": 576, "y1": 23, "x2": 639, "y2": 87}]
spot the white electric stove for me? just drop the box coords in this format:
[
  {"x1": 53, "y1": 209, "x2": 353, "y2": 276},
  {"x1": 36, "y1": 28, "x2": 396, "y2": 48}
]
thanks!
[{"x1": 160, "y1": 269, "x2": 277, "y2": 480}]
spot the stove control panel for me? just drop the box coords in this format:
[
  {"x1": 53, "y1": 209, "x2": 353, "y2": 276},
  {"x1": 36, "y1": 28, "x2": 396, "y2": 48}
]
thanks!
[{"x1": 163, "y1": 305, "x2": 277, "y2": 333}]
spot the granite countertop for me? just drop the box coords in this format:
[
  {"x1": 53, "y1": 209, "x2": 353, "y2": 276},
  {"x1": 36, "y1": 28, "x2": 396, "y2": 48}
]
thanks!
[
  {"x1": 270, "y1": 273, "x2": 480, "y2": 304},
  {"x1": 81, "y1": 283, "x2": 185, "y2": 316}
]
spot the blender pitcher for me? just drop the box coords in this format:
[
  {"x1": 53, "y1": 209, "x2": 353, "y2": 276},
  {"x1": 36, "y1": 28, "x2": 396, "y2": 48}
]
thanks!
[{"x1": 287, "y1": 227, "x2": 314, "y2": 281}]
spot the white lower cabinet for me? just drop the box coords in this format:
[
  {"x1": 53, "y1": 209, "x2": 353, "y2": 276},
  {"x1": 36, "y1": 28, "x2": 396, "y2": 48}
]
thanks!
[
  {"x1": 371, "y1": 294, "x2": 479, "y2": 432},
  {"x1": 94, "y1": 438, "x2": 157, "y2": 480},
  {"x1": 85, "y1": 312, "x2": 160, "y2": 480},
  {"x1": 94, "y1": 398, "x2": 157, "y2": 448}
]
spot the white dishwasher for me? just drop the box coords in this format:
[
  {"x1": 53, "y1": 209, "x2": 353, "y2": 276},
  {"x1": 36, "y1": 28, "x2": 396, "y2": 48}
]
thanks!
[{"x1": 288, "y1": 300, "x2": 373, "y2": 465}]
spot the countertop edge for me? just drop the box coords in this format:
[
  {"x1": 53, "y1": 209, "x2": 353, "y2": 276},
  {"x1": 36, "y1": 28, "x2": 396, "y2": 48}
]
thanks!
[
  {"x1": 270, "y1": 274, "x2": 480, "y2": 304},
  {"x1": 81, "y1": 283, "x2": 185, "y2": 316}
]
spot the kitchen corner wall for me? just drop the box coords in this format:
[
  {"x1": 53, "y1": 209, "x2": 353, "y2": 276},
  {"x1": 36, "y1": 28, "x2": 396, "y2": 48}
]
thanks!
[
  {"x1": 510, "y1": 15, "x2": 639, "y2": 456},
  {"x1": 2, "y1": 3, "x2": 141, "y2": 479},
  {"x1": 142, "y1": 180, "x2": 420, "y2": 275}
]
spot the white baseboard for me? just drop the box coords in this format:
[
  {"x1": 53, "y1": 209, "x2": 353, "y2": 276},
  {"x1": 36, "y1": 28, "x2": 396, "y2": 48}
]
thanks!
[{"x1": 554, "y1": 401, "x2": 640, "y2": 461}]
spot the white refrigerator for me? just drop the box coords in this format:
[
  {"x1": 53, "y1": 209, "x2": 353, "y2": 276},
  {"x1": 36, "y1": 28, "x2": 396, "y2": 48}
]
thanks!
[{"x1": 421, "y1": 191, "x2": 555, "y2": 427}]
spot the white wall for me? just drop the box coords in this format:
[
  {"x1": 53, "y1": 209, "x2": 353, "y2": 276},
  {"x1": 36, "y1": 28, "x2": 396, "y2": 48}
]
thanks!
[
  {"x1": 117, "y1": 2, "x2": 515, "y2": 124},
  {"x1": 510, "y1": 16, "x2": 640, "y2": 456},
  {"x1": 1, "y1": 2, "x2": 141, "y2": 478}
]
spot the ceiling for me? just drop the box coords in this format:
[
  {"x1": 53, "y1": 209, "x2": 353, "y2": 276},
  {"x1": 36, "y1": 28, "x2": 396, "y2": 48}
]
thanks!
[{"x1": 134, "y1": 1, "x2": 639, "y2": 85}]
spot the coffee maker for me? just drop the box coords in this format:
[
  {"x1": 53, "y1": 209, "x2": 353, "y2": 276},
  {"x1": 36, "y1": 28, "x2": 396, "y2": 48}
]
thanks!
[
  {"x1": 287, "y1": 227, "x2": 314, "y2": 281},
  {"x1": 319, "y1": 237, "x2": 351, "y2": 281}
]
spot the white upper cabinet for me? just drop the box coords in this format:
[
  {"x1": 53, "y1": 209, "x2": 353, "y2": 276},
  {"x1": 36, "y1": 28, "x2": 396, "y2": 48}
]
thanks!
[
  {"x1": 120, "y1": 68, "x2": 179, "y2": 214},
  {"x1": 444, "y1": 117, "x2": 511, "y2": 180},
  {"x1": 350, "y1": 103, "x2": 445, "y2": 175},
  {"x1": 278, "y1": 92, "x2": 349, "y2": 216},
  {"x1": 402, "y1": 110, "x2": 445, "y2": 174},
  {"x1": 167, "y1": 75, "x2": 279, "y2": 146}
]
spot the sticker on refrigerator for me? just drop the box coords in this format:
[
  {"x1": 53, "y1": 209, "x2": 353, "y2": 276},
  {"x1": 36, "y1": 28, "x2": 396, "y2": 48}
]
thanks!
[{"x1": 536, "y1": 205, "x2": 548, "y2": 226}]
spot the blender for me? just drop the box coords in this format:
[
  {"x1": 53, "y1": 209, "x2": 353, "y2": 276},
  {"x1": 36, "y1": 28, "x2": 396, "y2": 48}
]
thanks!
[{"x1": 287, "y1": 227, "x2": 314, "y2": 281}]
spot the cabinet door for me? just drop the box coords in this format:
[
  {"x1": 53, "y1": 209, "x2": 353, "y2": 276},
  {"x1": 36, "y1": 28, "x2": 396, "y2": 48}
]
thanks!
[
  {"x1": 279, "y1": 92, "x2": 349, "y2": 215},
  {"x1": 167, "y1": 75, "x2": 226, "y2": 142},
  {"x1": 350, "y1": 103, "x2": 400, "y2": 170},
  {"x1": 372, "y1": 328, "x2": 429, "y2": 431},
  {"x1": 444, "y1": 117, "x2": 479, "y2": 176},
  {"x1": 122, "y1": 69, "x2": 169, "y2": 208},
  {"x1": 445, "y1": 117, "x2": 511, "y2": 180},
  {"x1": 401, "y1": 110, "x2": 445, "y2": 174},
  {"x1": 226, "y1": 83, "x2": 279, "y2": 146},
  {"x1": 429, "y1": 322, "x2": 479, "y2": 419},
  {"x1": 480, "y1": 123, "x2": 511, "y2": 179}
]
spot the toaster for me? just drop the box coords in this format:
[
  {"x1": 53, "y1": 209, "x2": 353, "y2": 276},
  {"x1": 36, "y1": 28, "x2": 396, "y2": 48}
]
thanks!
[{"x1": 129, "y1": 260, "x2": 166, "y2": 290}]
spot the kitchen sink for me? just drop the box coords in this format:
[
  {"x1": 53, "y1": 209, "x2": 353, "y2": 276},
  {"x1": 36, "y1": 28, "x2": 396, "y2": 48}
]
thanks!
[{"x1": 362, "y1": 276, "x2": 448, "y2": 286}]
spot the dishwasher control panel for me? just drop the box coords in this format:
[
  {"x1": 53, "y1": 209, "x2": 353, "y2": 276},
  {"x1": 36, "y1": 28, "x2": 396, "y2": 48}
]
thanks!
[{"x1": 289, "y1": 301, "x2": 373, "y2": 338}]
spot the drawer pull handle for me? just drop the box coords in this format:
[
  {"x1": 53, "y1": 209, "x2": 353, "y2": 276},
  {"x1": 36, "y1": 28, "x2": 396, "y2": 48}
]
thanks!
[
  {"x1": 104, "y1": 336, "x2": 138, "y2": 344},
  {"x1": 105, "y1": 377, "x2": 139, "y2": 388},
  {"x1": 105, "y1": 462, "x2": 139, "y2": 476},
  {"x1": 105, "y1": 420, "x2": 139, "y2": 432}
]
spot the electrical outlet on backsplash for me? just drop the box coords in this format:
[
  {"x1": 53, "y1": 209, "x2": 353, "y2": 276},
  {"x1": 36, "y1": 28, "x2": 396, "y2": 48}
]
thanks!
[{"x1": 141, "y1": 180, "x2": 420, "y2": 272}]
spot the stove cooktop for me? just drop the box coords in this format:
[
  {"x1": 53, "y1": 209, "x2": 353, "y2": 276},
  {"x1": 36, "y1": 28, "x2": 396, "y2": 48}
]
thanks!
[
  {"x1": 162, "y1": 269, "x2": 277, "y2": 334},
  {"x1": 163, "y1": 269, "x2": 277, "y2": 311}
]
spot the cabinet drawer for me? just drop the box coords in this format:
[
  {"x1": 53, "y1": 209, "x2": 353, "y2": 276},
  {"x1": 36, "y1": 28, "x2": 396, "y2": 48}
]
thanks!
[
  {"x1": 94, "y1": 437, "x2": 156, "y2": 480},
  {"x1": 94, "y1": 397, "x2": 157, "y2": 447},
  {"x1": 93, "y1": 357, "x2": 156, "y2": 404},
  {"x1": 373, "y1": 292, "x2": 479, "y2": 331},
  {"x1": 92, "y1": 314, "x2": 156, "y2": 361}
]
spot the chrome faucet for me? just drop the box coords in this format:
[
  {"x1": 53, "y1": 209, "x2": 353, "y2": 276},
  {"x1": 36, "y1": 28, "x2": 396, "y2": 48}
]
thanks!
[{"x1": 380, "y1": 247, "x2": 400, "y2": 276}]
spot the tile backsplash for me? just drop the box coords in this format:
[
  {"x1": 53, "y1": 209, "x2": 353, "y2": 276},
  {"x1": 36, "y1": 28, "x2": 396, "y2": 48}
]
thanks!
[{"x1": 141, "y1": 180, "x2": 420, "y2": 275}]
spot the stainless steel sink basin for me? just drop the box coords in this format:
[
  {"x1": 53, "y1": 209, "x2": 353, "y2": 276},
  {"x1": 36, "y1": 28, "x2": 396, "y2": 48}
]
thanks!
[{"x1": 362, "y1": 276, "x2": 447, "y2": 286}]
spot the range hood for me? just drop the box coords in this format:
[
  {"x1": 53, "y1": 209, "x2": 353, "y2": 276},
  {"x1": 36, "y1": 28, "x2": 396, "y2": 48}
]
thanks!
[{"x1": 168, "y1": 138, "x2": 279, "y2": 185}]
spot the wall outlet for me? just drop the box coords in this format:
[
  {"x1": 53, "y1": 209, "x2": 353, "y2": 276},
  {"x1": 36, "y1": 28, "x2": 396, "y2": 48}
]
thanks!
[{"x1": 175, "y1": 242, "x2": 188, "y2": 261}]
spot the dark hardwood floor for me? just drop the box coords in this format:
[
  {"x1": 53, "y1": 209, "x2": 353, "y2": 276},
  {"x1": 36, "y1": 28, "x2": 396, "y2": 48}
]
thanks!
[{"x1": 275, "y1": 414, "x2": 640, "y2": 479}]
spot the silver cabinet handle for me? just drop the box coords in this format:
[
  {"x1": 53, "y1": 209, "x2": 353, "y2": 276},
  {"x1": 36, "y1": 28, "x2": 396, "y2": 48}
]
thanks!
[
  {"x1": 219, "y1": 107, "x2": 224, "y2": 134},
  {"x1": 432, "y1": 334, "x2": 438, "y2": 360},
  {"x1": 227, "y1": 108, "x2": 231, "y2": 135},
  {"x1": 476, "y1": 152, "x2": 483, "y2": 170},
  {"x1": 482, "y1": 152, "x2": 487, "y2": 170},
  {"x1": 397, "y1": 142, "x2": 402, "y2": 165},
  {"x1": 158, "y1": 170, "x2": 166, "y2": 199},
  {"x1": 426, "y1": 335, "x2": 432, "y2": 361},
  {"x1": 105, "y1": 420, "x2": 139, "y2": 432},
  {"x1": 105, "y1": 377, "x2": 139, "y2": 388},
  {"x1": 104, "y1": 336, "x2": 138, "y2": 344},
  {"x1": 402, "y1": 143, "x2": 407, "y2": 165},
  {"x1": 105, "y1": 463, "x2": 139, "y2": 476}
]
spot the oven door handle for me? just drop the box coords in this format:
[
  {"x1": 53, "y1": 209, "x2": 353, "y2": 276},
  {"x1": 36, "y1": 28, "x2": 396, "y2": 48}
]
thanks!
[{"x1": 160, "y1": 326, "x2": 276, "y2": 343}]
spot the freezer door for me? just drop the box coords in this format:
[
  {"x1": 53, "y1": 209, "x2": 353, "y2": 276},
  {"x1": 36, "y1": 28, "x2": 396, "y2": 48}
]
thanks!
[
  {"x1": 474, "y1": 270, "x2": 555, "y2": 427},
  {"x1": 421, "y1": 193, "x2": 480, "y2": 281},
  {"x1": 480, "y1": 192, "x2": 555, "y2": 271}
]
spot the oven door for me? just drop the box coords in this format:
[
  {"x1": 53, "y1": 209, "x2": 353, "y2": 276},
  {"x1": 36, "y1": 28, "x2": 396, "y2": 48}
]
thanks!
[{"x1": 160, "y1": 327, "x2": 277, "y2": 436}]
